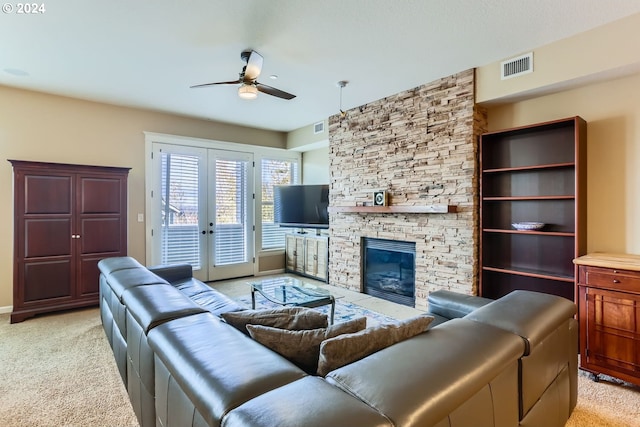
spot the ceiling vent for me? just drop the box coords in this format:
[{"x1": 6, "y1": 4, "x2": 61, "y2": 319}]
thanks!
[
  {"x1": 313, "y1": 121, "x2": 325, "y2": 134},
  {"x1": 501, "y1": 52, "x2": 533, "y2": 80}
]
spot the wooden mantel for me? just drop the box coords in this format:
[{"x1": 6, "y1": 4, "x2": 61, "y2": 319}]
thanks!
[{"x1": 328, "y1": 205, "x2": 457, "y2": 214}]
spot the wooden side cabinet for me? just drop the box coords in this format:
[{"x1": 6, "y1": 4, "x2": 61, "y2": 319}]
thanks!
[
  {"x1": 285, "y1": 233, "x2": 328, "y2": 282},
  {"x1": 285, "y1": 234, "x2": 306, "y2": 275},
  {"x1": 9, "y1": 160, "x2": 130, "y2": 323},
  {"x1": 305, "y1": 235, "x2": 328, "y2": 282},
  {"x1": 574, "y1": 253, "x2": 640, "y2": 386}
]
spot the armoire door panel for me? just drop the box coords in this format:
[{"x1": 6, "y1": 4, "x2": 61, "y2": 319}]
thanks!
[
  {"x1": 23, "y1": 260, "x2": 73, "y2": 302},
  {"x1": 79, "y1": 177, "x2": 123, "y2": 214},
  {"x1": 24, "y1": 218, "x2": 72, "y2": 258},
  {"x1": 78, "y1": 257, "x2": 102, "y2": 297},
  {"x1": 80, "y1": 217, "x2": 123, "y2": 254},
  {"x1": 24, "y1": 175, "x2": 73, "y2": 214}
]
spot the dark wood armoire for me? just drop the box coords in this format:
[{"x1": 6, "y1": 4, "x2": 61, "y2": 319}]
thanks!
[{"x1": 9, "y1": 160, "x2": 130, "y2": 323}]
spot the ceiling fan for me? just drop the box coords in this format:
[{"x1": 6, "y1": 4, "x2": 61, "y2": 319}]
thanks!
[{"x1": 190, "y1": 49, "x2": 296, "y2": 100}]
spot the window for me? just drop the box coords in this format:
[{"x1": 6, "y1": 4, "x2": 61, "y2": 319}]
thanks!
[{"x1": 261, "y1": 158, "x2": 299, "y2": 249}]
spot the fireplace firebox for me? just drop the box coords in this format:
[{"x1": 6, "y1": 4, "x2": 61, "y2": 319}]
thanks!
[{"x1": 362, "y1": 238, "x2": 415, "y2": 307}]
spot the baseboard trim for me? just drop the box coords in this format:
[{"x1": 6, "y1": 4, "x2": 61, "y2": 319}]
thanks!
[{"x1": 0, "y1": 306, "x2": 13, "y2": 314}]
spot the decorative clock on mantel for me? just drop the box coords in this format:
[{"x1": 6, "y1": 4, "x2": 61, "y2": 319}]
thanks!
[{"x1": 373, "y1": 191, "x2": 387, "y2": 206}]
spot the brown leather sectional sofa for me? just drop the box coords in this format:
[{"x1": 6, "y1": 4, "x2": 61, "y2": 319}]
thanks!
[{"x1": 98, "y1": 256, "x2": 578, "y2": 427}]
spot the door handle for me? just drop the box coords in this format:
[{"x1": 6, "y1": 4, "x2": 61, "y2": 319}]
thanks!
[{"x1": 201, "y1": 230, "x2": 206, "y2": 235}]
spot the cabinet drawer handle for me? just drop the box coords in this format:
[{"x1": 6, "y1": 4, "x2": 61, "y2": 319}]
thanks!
[{"x1": 613, "y1": 279, "x2": 621, "y2": 283}]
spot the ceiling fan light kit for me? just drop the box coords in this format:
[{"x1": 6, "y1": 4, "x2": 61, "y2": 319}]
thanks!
[
  {"x1": 238, "y1": 84, "x2": 258, "y2": 100},
  {"x1": 191, "y1": 49, "x2": 296, "y2": 101}
]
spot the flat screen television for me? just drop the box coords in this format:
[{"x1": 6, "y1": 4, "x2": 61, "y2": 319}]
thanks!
[{"x1": 274, "y1": 184, "x2": 329, "y2": 229}]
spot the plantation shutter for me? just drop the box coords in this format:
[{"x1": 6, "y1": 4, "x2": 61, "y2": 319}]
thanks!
[
  {"x1": 214, "y1": 159, "x2": 248, "y2": 265},
  {"x1": 261, "y1": 159, "x2": 299, "y2": 249},
  {"x1": 160, "y1": 152, "x2": 201, "y2": 268}
]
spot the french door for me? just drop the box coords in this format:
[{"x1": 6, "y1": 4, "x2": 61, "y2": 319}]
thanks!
[{"x1": 151, "y1": 143, "x2": 254, "y2": 281}]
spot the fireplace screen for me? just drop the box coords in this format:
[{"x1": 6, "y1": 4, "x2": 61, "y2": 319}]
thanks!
[{"x1": 362, "y1": 238, "x2": 415, "y2": 307}]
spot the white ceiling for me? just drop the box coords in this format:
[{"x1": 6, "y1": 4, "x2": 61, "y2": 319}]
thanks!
[{"x1": 2, "y1": 0, "x2": 640, "y2": 132}]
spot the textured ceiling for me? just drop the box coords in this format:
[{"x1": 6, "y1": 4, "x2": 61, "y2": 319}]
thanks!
[{"x1": 2, "y1": 0, "x2": 640, "y2": 132}]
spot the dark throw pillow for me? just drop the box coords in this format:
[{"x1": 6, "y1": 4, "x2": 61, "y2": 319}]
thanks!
[
  {"x1": 246, "y1": 317, "x2": 367, "y2": 374},
  {"x1": 220, "y1": 307, "x2": 328, "y2": 335},
  {"x1": 317, "y1": 314, "x2": 435, "y2": 376}
]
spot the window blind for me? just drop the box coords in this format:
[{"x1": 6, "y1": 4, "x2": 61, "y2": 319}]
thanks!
[
  {"x1": 215, "y1": 159, "x2": 247, "y2": 265},
  {"x1": 160, "y1": 152, "x2": 201, "y2": 268},
  {"x1": 261, "y1": 159, "x2": 299, "y2": 249}
]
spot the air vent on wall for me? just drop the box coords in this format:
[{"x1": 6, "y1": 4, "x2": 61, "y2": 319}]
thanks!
[
  {"x1": 501, "y1": 52, "x2": 533, "y2": 80},
  {"x1": 313, "y1": 121, "x2": 325, "y2": 134}
]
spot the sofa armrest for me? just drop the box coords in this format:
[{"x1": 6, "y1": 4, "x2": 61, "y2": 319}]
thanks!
[
  {"x1": 148, "y1": 263, "x2": 193, "y2": 284},
  {"x1": 464, "y1": 290, "x2": 576, "y2": 355},
  {"x1": 426, "y1": 289, "x2": 493, "y2": 321}
]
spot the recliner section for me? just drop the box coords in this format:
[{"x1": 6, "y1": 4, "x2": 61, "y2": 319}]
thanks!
[
  {"x1": 124, "y1": 284, "x2": 207, "y2": 427},
  {"x1": 325, "y1": 318, "x2": 525, "y2": 427},
  {"x1": 99, "y1": 257, "x2": 166, "y2": 385},
  {"x1": 464, "y1": 290, "x2": 579, "y2": 425},
  {"x1": 148, "y1": 312, "x2": 307, "y2": 426}
]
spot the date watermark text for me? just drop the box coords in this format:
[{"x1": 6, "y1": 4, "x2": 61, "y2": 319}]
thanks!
[{"x1": 2, "y1": 3, "x2": 46, "y2": 14}]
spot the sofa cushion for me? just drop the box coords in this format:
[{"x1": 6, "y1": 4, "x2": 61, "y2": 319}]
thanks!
[
  {"x1": 123, "y1": 284, "x2": 206, "y2": 333},
  {"x1": 317, "y1": 314, "x2": 434, "y2": 376},
  {"x1": 324, "y1": 318, "x2": 525, "y2": 427},
  {"x1": 220, "y1": 307, "x2": 329, "y2": 335},
  {"x1": 246, "y1": 317, "x2": 367, "y2": 374},
  {"x1": 223, "y1": 377, "x2": 393, "y2": 427}
]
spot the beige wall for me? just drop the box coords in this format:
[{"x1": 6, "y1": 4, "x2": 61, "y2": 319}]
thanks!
[
  {"x1": 0, "y1": 85, "x2": 286, "y2": 309},
  {"x1": 477, "y1": 13, "x2": 640, "y2": 103},
  {"x1": 286, "y1": 120, "x2": 328, "y2": 151},
  {"x1": 485, "y1": 72, "x2": 640, "y2": 255},
  {"x1": 302, "y1": 146, "x2": 330, "y2": 184}
]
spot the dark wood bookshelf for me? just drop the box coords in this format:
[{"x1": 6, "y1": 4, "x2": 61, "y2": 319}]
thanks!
[{"x1": 479, "y1": 116, "x2": 587, "y2": 301}]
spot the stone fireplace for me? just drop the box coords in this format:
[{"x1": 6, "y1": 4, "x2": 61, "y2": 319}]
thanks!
[{"x1": 327, "y1": 69, "x2": 487, "y2": 310}]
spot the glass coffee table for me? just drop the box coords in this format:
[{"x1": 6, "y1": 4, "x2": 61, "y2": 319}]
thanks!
[{"x1": 250, "y1": 277, "x2": 335, "y2": 324}]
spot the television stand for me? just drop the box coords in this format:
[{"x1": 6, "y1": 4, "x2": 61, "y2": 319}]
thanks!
[{"x1": 285, "y1": 232, "x2": 329, "y2": 282}]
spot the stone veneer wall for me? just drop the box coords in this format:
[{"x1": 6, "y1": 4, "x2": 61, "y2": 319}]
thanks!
[{"x1": 328, "y1": 69, "x2": 487, "y2": 310}]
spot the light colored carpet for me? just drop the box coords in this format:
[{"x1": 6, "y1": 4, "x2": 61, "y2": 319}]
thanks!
[
  {"x1": 1, "y1": 301, "x2": 639, "y2": 426},
  {"x1": 0, "y1": 308, "x2": 138, "y2": 427},
  {"x1": 567, "y1": 371, "x2": 640, "y2": 427}
]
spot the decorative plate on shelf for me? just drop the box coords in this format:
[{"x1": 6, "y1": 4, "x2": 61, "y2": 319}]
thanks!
[{"x1": 512, "y1": 222, "x2": 545, "y2": 231}]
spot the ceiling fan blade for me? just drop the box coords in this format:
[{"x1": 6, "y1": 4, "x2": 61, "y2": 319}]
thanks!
[
  {"x1": 244, "y1": 51, "x2": 264, "y2": 81},
  {"x1": 256, "y1": 82, "x2": 296, "y2": 100},
  {"x1": 190, "y1": 79, "x2": 241, "y2": 89}
]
